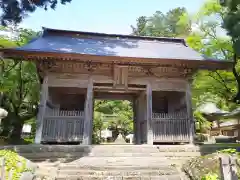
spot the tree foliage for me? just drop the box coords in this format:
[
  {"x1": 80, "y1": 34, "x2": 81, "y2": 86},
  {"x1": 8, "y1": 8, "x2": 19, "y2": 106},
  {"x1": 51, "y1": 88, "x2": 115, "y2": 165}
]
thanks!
[
  {"x1": 0, "y1": 27, "x2": 40, "y2": 142},
  {"x1": 131, "y1": 2, "x2": 238, "y2": 132},
  {"x1": 0, "y1": 0, "x2": 72, "y2": 26},
  {"x1": 131, "y1": 7, "x2": 191, "y2": 37},
  {"x1": 179, "y1": 0, "x2": 239, "y2": 130},
  {"x1": 221, "y1": 0, "x2": 240, "y2": 103},
  {"x1": 181, "y1": 1, "x2": 236, "y2": 109},
  {"x1": 93, "y1": 100, "x2": 133, "y2": 143}
]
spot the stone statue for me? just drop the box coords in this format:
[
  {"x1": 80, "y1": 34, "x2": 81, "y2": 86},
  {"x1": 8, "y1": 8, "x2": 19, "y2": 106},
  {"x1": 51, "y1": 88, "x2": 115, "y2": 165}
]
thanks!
[
  {"x1": 113, "y1": 125, "x2": 127, "y2": 144},
  {"x1": 114, "y1": 133, "x2": 127, "y2": 144}
]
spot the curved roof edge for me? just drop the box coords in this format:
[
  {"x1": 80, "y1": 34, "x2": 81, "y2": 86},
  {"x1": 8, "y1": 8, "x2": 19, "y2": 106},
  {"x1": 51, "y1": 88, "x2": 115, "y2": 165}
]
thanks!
[{"x1": 42, "y1": 27, "x2": 187, "y2": 46}]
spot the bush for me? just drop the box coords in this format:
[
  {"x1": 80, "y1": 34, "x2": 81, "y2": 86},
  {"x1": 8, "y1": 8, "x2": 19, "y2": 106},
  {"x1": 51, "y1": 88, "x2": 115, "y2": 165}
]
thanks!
[
  {"x1": 194, "y1": 133, "x2": 208, "y2": 142},
  {"x1": 0, "y1": 150, "x2": 36, "y2": 180},
  {"x1": 201, "y1": 173, "x2": 219, "y2": 180}
]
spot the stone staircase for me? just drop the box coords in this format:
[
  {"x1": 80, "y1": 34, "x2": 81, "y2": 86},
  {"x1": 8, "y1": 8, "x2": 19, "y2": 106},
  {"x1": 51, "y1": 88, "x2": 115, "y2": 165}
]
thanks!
[
  {"x1": 29, "y1": 145, "x2": 201, "y2": 179},
  {"x1": 0, "y1": 143, "x2": 234, "y2": 179}
]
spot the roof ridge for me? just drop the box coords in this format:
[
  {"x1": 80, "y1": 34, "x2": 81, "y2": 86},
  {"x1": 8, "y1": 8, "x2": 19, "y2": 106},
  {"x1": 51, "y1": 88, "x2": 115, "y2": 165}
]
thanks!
[{"x1": 42, "y1": 27, "x2": 186, "y2": 45}]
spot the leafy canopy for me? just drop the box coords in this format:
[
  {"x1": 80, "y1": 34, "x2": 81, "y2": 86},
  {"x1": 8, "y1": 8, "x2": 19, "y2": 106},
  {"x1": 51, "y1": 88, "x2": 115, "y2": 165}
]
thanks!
[
  {"x1": 131, "y1": 2, "x2": 237, "y2": 132},
  {"x1": 0, "y1": 27, "x2": 40, "y2": 141},
  {"x1": 131, "y1": 7, "x2": 191, "y2": 37},
  {"x1": 0, "y1": 0, "x2": 72, "y2": 26}
]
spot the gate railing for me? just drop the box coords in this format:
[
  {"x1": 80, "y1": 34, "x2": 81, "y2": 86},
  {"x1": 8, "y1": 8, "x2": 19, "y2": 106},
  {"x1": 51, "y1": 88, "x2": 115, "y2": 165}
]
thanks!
[
  {"x1": 152, "y1": 112, "x2": 189, "y2": 142},
  {"x1": 45, "y1": 107, "x2": 84, "y2": 117},
  {"x1": 42, "y1": 108, "x2": 85, "y2": 142}
]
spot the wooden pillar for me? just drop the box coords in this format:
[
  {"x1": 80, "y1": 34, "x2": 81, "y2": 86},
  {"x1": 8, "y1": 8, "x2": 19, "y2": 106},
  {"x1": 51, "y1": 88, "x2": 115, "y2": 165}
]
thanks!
[
  {"x1": 35, "y1": 76, "x2": 48, "y2": 144},
  {"x1": 146, "y1": 83, "x2": 153, "y2": 145},
  {"x1": 137, "y1": 94, "x2": 144, "y2": 144},
  {"x1": 185, "y1": 81, "x2": 194, "y2": 144},
  {"x1": 133, "y1": 98, "x2": 137, "y2": 144},
  {"x1": 138, "y1": 91, "x2": 147, "y2": 144},
  {"x1": 83, "y1": 77, "x2": 93, "y2": 145},
  {"x1": 134, "y1": 96, "x2": 142, "y2": 144},
  {"x1": 136, "y1": 97, "x2": 141, "y2": 144}
]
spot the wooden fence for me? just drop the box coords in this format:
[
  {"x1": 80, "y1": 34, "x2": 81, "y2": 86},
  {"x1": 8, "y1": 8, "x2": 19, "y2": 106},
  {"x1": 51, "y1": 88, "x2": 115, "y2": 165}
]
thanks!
[
  {"x1": 152, "y1": 112, "x2": 190, "y2": 142},
  {"x1": 42, "y1": 110, "x2": 85, "y2": 143}
]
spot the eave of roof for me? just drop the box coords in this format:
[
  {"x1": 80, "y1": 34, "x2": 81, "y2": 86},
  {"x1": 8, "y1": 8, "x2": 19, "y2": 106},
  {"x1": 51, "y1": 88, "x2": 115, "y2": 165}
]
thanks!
[{"x1": 0, "y1": 48, "x2": 232, "y2": 70}]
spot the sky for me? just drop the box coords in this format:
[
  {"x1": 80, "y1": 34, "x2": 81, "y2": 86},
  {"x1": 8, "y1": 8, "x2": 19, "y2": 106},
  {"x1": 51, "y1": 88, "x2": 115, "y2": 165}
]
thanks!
[{"x1": 20, "y1": 0, "x2": 205, "y2": 35}]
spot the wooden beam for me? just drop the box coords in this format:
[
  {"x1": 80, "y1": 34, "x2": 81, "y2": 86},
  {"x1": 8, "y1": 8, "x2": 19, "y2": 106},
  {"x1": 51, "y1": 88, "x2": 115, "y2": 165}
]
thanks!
[
  {"x1": 35, "y1": 76, "x2": 48, "y2": 144},
  {"x1": 83, "y1": 77, "x2": 93, "y2": 145},
  {"x1": 146, "y1": 83, "x2": 153, "y2": 145},
  {"x1": 113, "y1": 65, "x2": 129, "y2": 88},
  {"x1": 94, "y1": 93, "x2": 135, "y2": 101},
  {"x1": 94, "y1": 86, "x2": 145, "y2": 91}
]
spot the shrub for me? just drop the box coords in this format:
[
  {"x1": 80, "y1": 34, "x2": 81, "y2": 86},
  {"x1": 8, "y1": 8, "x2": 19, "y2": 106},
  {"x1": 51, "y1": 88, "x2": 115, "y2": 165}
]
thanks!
[
  {"x1": 195, "y1": 133, "x2": 208, "y2": 142},
  {"x1": 0, "y1": 150, "x2": 34, "y2": 180},
  {"x1": 201, "y1": 173, "x2": 219, "y2": 180}
]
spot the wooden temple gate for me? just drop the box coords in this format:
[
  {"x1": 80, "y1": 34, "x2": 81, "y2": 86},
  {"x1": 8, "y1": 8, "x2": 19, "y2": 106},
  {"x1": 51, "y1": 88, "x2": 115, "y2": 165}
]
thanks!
[
  {"x1": 34, "y1": 73, "x2": 193, "y2": 145},
  {"x1": 0, "y1": 28, "x2": 231, "y2": 145}
]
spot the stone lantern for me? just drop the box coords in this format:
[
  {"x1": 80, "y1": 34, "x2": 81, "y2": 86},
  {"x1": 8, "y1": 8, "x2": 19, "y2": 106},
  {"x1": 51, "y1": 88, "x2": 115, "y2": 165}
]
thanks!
[{"x1": 0, "y1": 108, "x2": 8, "y2": 123}]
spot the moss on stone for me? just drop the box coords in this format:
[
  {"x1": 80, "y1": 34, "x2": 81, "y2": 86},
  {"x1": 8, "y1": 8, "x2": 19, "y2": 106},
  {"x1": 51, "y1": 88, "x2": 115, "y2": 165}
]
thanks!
[
  {"x1": 183, "y1": 151, "x2": 240, "y2": 180},
  {"x1": 182, "y1": 153, "x2": 221, "y2": 180}
]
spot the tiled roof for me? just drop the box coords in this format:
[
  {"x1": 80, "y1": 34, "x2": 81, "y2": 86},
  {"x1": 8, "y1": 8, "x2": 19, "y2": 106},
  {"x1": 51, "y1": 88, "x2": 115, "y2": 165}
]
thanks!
[{"x1": 9, "y1": 28, "x2": 219, "y2": 61}]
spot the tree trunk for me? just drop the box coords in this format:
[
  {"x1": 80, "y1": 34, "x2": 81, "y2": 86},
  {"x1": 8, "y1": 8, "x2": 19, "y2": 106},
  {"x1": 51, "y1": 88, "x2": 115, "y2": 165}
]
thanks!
[
  {"x1": 232, "y1": 53, "x2": 240, "y2": 103},
  {"x1": 10, "y1": 116, "x2": 24, "y2": 142}
]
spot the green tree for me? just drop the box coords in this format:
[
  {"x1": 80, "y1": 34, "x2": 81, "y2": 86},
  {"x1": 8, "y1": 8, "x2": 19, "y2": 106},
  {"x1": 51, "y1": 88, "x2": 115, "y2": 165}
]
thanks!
[
  {"x1": 183, "y1": 0, "x2": 236, "y2": 108},
  {"x1": 0, "y1": 27, "x2": 40, "y2": 142},
  {"x1": 131, "y1": 16, "x2": 148, "y2": 36},
  {"x1": 94, "y1": 100, "x2": 133, "y2": 141},
  {"x1": 131, "y1": 7, "x2": 191, "y2": 37},
  {"x1": 92, "y1": 111, "x2": 104, "y2": 144},
  {"x1": 131, "y1": 1, "x2": 237, "y2": 131},
  {"x1": 0, "y1": 0, "x2": 72, "y2": 26},
  {"x1": 221, "y1": 0, "x2": 240, "y2": 103},
  {"x1": 180, "y1": 0, "x2": 238, "y2": 131}
]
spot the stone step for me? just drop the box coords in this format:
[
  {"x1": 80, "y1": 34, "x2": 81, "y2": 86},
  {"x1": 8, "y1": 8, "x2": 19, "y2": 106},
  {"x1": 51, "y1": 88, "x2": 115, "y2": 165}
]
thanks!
[
  {"x1": 36, "y1": 161, "x2": 183, "y2": 178},
  {"x1": 19, "y1": 151, "x2": 201, "y2": 160},
  {"x1": 42, "y1": 169, "x2": 179, "y2": 176},
  {"x1": 1, "y1": 144, "x2": 234, "y2": 155},
  {"x1": 62, "y1": 157, "x2": 180, "y2": 166},
  {"x1": 53, "y1": 174, "x2": 185, "y2": 180},
  {"x1": 88, "y1": 145, "x2": 200, "y2": 153},
  {"x1": 58, "y1": 164, "x2": 179, "y2": 170},
  {"x1": 36, "y1": 165, "x2": 187, "y2": 180},
  {"x1": 36, "y1": 173, "x2": 186, "y2": 180},
  {"x1": 36, "y1": 157, "x2": 188, "y2": 168},
  {"x1": 2, "y1": 144, "x2": 202, "y2": 153},
  {"x1": 36, "y1": 168, "x2": 188, "y2": 180},
  {"x1": 35, "y1": 157, "x2": 193, "y2": 170},
  {"x1": 87, "y1": 152, "x2": 201, "y2": 157}
]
